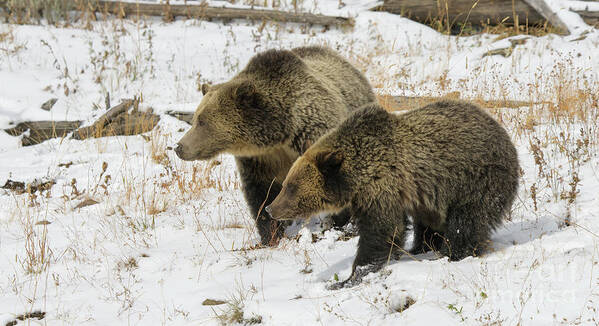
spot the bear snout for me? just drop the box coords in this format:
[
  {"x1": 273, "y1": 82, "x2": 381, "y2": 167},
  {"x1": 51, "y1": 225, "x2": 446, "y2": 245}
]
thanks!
[
  {"x1": 265, "y1": 203, "x2": 285, "y2": 220},
  {"x1": 174, "y1": 143, "x2": 184, "y2": 157},
  {"x1": 264, "y1": 205, "x2": 273, "y2": 216},
  {"x1": 174, "y1": 143, "x2": 196, "y2": 161},
  {"x1": 265, "y1": 200, "x2": 297, "y2": 221}
]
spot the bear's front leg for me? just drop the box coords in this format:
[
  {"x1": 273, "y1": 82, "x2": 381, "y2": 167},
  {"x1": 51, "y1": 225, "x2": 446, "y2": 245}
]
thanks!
[
  {"x1": 236, "y1": 157, "x2": 285, "y2": 246},
  {"x1": 328, "y1": 205, "x2": 407, "y2": 289},
  {"x1": 327, "y1": 263, "x2": 384, "y2": 290},
  {"x1": 410, "y1": 223, "x2": 445, "y2": 255},
  {"x1": 329, "y1": 207, "x2": 352, "y2": 229}
]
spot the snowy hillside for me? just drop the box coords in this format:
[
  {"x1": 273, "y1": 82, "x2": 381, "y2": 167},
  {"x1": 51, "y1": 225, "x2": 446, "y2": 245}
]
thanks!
[{"x1": 1, "y1": 1, "x2": 598, "y2": 325}]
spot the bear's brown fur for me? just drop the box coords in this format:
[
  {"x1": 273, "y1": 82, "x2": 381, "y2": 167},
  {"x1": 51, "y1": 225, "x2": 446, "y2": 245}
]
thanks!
[
  {"x1": 175, "y1": 46, "x2": 375, "y2": 245},
  {"x1": 267, "y1": 100, "x2": 520, "y2": 287}
]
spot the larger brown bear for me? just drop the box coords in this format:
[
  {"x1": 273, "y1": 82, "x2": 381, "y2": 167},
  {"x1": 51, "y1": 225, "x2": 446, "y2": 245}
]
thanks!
[
  {"x1": 175, "y1": 46, "x2": 376, "y2": 245},
  {"x1": 266, "y1": 100, "x2": 519, "y2": 288}
]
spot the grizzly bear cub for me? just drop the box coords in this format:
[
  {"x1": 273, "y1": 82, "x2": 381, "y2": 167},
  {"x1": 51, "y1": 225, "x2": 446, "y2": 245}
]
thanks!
[
  {"x1": 266, "y1": 100, "x2": 520, "y2": 287},
  {"x1": 175, "y1": 46, "x2": 375, "y2": 245}
]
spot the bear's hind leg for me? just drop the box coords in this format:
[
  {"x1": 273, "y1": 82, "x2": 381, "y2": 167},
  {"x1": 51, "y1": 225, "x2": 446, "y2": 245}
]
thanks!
[
  {"x1": 442, "y1": 170, "x2": 517, "y2": 260},
  {"x1": 441, "y1": 202, "x2": 501, "y2": 261}
]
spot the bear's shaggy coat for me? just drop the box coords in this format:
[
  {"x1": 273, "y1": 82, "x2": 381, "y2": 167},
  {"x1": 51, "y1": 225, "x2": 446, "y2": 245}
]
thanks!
[{"x1": 267, "y1": 100, "x2": 519, "y2": 287}]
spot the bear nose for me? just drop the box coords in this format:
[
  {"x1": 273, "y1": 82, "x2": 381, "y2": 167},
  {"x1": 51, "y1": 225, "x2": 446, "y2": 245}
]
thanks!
[{"x1": 174, "y1": 143, "x2": 183, "y2": 156}]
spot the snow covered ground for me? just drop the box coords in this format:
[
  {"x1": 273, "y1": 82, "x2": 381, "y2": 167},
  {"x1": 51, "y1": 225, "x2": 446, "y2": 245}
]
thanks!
[{"x1": 1, "y1": 1, "x2": 599, "y2": 325}]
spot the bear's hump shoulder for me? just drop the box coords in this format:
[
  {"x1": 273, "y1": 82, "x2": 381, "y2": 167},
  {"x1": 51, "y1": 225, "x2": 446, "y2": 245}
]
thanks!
[
  {"x1": 345, "y1": 104, "x2": 390, "y2": 125},
  {"x1": 291, "y1": 45, "x2": 335, "y2": 58},
  {"x1": 242, "y1": 49, "x2": 306, "y2": 79}
]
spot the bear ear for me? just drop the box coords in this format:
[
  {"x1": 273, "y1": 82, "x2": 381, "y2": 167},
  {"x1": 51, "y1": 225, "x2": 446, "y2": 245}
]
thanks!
[
  {"x1": 315, "y1": 150, "x2": 344, "y2": 176},
  {"x1": 201, "y1": 83, "x2": 211, "y2": 95},
  {"x1": 233, "y1": 80, "x2": 262, "y2": 109}
]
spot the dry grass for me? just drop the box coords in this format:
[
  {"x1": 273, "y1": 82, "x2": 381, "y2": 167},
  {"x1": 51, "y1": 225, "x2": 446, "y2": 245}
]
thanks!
[
  {"x1": 1, "y1": 0, "x2": 99, "y2": 26},
  {"x1": 496, "y1": 65, "x2": 598, "y2": 226},
  {"x1": 212, "y1": 284, "x2": 262, "y2": 326},
  {"x1": 17, "y1": 201, "x2": 52, "y2": 275}
]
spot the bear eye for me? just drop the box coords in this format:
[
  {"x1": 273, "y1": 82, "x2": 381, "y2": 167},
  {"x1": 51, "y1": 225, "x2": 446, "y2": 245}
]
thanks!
[
  {"x1": 286, "y1": 183, "x2": 298, "y2": 196},
  {"x1": 196, "y1": 119, "x2": 205, "y2": 127}
]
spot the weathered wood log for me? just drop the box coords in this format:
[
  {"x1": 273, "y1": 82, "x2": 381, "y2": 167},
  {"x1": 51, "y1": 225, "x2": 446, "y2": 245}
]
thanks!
[
  {"x1": 4, "y1": 121, "x2": 82, "y2": 146},
  {"x1": 73, "y1": 99, "x2": 159, "y2": 140},
  {"x1": 522, "y1": 0, "x2": 569, "y2": 33},
  {"x1": 91, "y1": 0, "x2": 351, "y2": 27},
  {"x1": 72, "y1": 99, "x2": 135, "y2": 140},
  {"x1": 166, "y1": 110, "x2": 193, "y2": 124},
  {"x1": 97, "y1": 97, "x2": 133, "y2": 126},
  {"x1": 101, "y1": 110, "x2": 159, "y2": 137},
  {"x1": 374, "y1": 0, "x2": 559, "y2": 32},
  {"x1": 575, "y1": 10, "x2": 599, "y2": 25},
  {"x1": 380, "y1": 94, "x2": 541, "y2": 111},
  {"x1": 2, "y1": 100, "x2": 160, "y2": 147},
  {"x1": 72, "y1": 111, "x2": 159, "y2": 140}
]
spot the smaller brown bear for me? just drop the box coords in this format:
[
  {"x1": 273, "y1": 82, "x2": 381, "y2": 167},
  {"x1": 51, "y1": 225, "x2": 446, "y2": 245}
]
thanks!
[{"x1": 266, "y1": 100, "x2": 519, "y2": 288}]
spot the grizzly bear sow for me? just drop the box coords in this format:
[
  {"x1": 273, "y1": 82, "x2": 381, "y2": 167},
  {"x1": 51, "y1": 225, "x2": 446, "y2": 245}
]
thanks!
[
  {"x1": 266, "y1": 100, "x2": 519, "y2": 287},
  {"x1": 175, "y1": 46, "x2": 376, "y2": 245}
]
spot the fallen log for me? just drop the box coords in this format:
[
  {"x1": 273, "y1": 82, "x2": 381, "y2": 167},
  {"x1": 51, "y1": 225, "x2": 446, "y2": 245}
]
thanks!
[
  {"x1": 374, "y1": 0, "x2": 564, "y2": 33},
  {"x1": 3, "y1": 99, "x2": 160, "y2": 146},
  {"x1": 575, "y1": 10, "x2": 599, "y2": 25},
  {"x1": 379, "y1": 94, "x2": 541, "y2": 111},
  {"x1": 73, "y1": 99, "x2": 160, "y2": 140},
  {"x1": 99, "y1": 110, "x2": 160, "y2": 137},
  {"x1": 4, "y1": 121, "x2": 82, "y2": 146},
  {"x1": 72, "y1": 98, "x2": 135, "y2": 140},
  {"x1": 92, "y1": 0, "x2": 351, "y2": 27},
  {"x1": 166, "y1": 110, "x2": 193, "y2": 124},
  {"x1": 0, "y1": 0, "x2": 351, "y2": 26},
  {"x1": 522, "y1": 0, "x2": 570, "y2": 33}
]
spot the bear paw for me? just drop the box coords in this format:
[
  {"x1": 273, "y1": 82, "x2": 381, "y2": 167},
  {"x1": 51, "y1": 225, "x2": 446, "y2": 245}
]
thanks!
[{"x1": 326, "y1": 263, "x2": 384, "y2": 290}]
